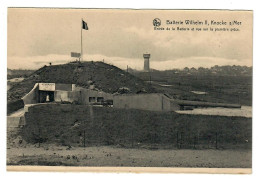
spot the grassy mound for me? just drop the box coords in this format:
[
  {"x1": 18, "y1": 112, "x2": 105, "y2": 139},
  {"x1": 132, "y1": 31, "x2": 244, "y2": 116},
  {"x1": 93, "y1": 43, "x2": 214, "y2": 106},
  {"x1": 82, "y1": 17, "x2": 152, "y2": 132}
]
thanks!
[
  {"x1": 21, "y1": 104, "x2": 252, "y2": 150},
  {"x1": 7, "y1": 61, "x2": 155, "y2": 102}
]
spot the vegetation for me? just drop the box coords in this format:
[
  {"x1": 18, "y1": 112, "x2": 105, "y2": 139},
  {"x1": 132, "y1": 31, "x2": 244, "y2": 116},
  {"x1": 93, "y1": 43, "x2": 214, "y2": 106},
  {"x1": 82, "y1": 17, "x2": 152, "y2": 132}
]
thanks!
[
  {"x1": 7, "y1": 61, "x2": 155, "y2": 102},
  {"x1": 7, "y1": 69, "x2": 35, "y2": 79},
  {"x1": 7, "y1": 100, "x2": 24, "y2": 115},
  {"x1": 133, "y1": 65, "x2": 252, "y2": 106},
  {"x1": 22, "y1": 104, "x2": 252, "y2": 150}
]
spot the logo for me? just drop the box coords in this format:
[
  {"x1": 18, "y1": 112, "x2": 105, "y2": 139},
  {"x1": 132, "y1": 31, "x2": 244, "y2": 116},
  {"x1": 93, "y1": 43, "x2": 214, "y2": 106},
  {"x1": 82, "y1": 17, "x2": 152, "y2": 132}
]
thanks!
[{"x1": 153, "y1": 18, "x2": 161, "y2": 27}]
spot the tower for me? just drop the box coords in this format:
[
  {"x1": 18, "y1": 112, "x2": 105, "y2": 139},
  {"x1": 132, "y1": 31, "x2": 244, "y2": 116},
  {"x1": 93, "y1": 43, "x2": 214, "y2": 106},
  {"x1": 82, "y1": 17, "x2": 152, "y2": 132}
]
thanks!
[{"x1": 143, "y1": 53, "x2": 150, "y2": 72}]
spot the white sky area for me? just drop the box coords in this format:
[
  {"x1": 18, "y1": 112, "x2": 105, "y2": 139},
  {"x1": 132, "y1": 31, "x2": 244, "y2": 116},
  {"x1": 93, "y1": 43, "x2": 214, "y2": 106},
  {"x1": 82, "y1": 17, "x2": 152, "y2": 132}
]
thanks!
[{"x1": 8, "y1": 9, "x2": 253, "y2": 70}]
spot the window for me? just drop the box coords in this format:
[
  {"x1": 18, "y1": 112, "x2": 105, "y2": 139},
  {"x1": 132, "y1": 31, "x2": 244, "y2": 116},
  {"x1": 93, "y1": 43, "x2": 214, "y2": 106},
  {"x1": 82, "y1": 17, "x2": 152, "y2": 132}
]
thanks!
[
  {"x1": 97, "y1": 97, "x2": 104, "y2": 103},
  {"x1": 89, "y1": 97, "x2": 96, "y2": 103}
]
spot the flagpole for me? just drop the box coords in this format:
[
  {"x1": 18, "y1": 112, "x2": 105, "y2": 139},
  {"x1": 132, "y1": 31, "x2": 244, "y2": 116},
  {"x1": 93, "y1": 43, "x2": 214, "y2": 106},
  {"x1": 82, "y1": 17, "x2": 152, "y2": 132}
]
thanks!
[{"x1": 81, "y1": 18, "x2": 83, "y2": 62}]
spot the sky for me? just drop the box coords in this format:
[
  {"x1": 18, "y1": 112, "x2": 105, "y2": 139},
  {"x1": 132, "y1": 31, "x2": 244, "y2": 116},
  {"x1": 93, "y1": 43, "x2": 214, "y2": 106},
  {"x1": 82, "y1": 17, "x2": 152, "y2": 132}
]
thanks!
[{"x1": 7, "y1": 8, "x2": 253, "y2": 70}]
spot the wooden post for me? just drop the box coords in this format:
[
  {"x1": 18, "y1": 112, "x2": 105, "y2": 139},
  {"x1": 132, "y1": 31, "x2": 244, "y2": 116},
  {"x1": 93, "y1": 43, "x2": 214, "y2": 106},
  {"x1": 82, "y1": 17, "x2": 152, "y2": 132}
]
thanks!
[
  {"x1": 85, "y1": 105, "x2": 94, "y2": 147},
  {"x1": 215, "y1": 132, "x2": 218, "y2": 149},
  {"x1": 180, "y1": 132, "x2": 183, "y2": 149},
  {"x1": 235, "y1": 131, "x2": 238, "y2": 145},
  {"x1": 83, "y1": 129, "x2": 86, "y2": 147},
  {"x1": 38, "y1": 127, "x2": 41, "y2": 148},
  {"x1": 176, "y1": 131, "x2": 179, "y2": 149},
  {"x1": 197, "y1": 132, "x2": 200, "y2": 149},
  {"x1": 83, "y1": 117, "x2": 86, "y2": 148},
  {"x1": 193, "y1": 136, "x2": 196, "y2": 149},
  {"x1": 131, "y1": 129, "x2": 134, "y2": 148},
  {"x1": 99, "y1": 122, "x2": 102, "y2": 145},
  {"x1": 208, "y1": 135, "x2": 210, "y2": 149},
  {"x1": 188, "y1": 132, "x2": 190, "y2": 148}
]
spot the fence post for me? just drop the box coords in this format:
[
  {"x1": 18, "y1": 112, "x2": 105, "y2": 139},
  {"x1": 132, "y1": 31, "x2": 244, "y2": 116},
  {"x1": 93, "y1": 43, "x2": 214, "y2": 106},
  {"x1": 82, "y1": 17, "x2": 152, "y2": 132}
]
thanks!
[
  {"x1": 131, "y1": 129, "x2": 134, "y2": 148},
  {"x1": 193, "y1": 135, "x2": 196, "y2": 149},
  {"x1": 215, "y1": 132, "x2": 218, "y2": 149},
  {"x1": 99, "y1": 122, "x2": 102, "y2": 145},
  {"x1": 176, "y1": 131, "x2": 179, "y2": 148},
  {"x1": 83, "y1": 129, "x2": 86, "y2": 147},
  {"x1": 188, "y1": 132, "x2": 190, "y2": 148},
  {"x1": 235, "y1": 131, "x2": 238, "y2": 145},
  {"x1": 208, "y1": 135, "x2": 210, "y2": 149},
  {"x1": 197, "y1": 132, "x2": 200, "y2": 149},
  {"x1": 38, "y1": 127, "x2": 41, "y2": 148},
  {"x1": 180, "y1": 132, "x2": 183, "y2": 149}
]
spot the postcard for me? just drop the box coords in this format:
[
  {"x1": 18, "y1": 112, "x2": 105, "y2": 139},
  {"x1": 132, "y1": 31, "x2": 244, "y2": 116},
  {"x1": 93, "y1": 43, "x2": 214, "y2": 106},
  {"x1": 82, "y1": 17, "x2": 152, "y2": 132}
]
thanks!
[{"x1": 7, "y1": 8, "x2": 252, "y2": 173}]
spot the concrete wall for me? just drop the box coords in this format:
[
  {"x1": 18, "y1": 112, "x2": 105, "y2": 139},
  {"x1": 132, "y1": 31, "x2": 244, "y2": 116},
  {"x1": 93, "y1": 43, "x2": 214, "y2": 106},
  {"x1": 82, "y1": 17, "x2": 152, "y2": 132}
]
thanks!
[
  {"x1": 54, "y1": 88, "x2": 113, "y2": 104},
  {"x1": 54, "y1": 90, "x2": 80, "y2": 103},
  {"x1": 23, "y1": 83, "x2": 113, "y2": 105},
  {"x1": 113, "y1": 93, "x2": 176, "y2": 111},
  {"x1": 78, "y1": 88, "x2": 113, "y2": 104},
  {"x1": 39, "y1": 83, "x2": 74, "y2": 91},
  {"x1": 22, "y1": 83, "x2": 39, "y2": 105},
  {"x1": 39, "y1": 83, "x2": 55, "y2": 91},
  {"x1": 72, "y1": 84, "x2": 76, "y2": 91},
  {"x1": 56, "y1": 83, "x2": 72, "y2": 91}
]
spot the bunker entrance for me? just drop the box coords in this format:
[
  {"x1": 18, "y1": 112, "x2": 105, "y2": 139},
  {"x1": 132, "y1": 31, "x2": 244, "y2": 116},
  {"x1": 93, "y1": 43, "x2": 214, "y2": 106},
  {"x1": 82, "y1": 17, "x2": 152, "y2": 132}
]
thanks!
[{"x1": 39, "y1": 91, "x2": 54, "y2": 103}]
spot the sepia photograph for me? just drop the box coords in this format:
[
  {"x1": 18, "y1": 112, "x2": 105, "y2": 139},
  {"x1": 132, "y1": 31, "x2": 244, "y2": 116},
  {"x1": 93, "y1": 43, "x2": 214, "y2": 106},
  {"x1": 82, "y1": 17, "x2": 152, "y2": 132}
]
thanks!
[{"x1": 6, "y1": 8, "x2": 252, "y2": 173}]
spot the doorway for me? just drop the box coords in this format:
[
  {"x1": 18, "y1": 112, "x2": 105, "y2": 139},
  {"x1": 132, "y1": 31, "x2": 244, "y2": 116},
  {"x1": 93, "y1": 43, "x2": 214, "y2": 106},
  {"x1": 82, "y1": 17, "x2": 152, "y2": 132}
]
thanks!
[{"x1": 39, "y1": 91, "x2": 54, "y2": 103}]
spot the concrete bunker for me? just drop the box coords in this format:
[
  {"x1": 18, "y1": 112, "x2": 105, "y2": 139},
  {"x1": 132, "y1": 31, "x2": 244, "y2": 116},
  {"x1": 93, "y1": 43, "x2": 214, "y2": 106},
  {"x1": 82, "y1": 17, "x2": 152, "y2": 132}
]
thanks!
[
  {"x1": 113, "y1": 93, "x2": 241, "y2": 112},
  {"x1": 39, "y1": 91, "x2": 54, "y2": 103},
  {"x1": 22, "y1": 83, "x2": 113, "y2": 106},
  {"x1": 113, "y1": 93, "x2": 180, "y2": 111},
  {"x1": 22, "y1": 83, "x2": 241, "y2": 112}
]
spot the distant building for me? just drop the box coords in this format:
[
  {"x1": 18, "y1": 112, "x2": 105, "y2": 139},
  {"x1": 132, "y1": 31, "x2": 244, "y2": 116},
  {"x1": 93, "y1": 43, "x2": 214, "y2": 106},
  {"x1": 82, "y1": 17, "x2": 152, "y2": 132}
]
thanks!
[{"x1": 143, "y1": 53, "x2": 150, "y2": 72}]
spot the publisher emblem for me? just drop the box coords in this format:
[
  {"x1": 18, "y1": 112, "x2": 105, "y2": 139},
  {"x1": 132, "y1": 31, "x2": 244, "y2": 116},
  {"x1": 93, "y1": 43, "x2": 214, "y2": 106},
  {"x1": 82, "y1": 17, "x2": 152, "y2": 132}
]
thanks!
[{"x1": 153, "y1": 18, "x2": 161, "y2": 27}]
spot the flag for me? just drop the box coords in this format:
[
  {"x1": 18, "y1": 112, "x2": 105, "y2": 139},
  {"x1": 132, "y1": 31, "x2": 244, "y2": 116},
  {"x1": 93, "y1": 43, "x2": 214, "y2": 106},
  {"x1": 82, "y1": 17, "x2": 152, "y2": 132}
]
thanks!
[{"x1": 82, "y1": 20, "x2": 88, "y2": 30}]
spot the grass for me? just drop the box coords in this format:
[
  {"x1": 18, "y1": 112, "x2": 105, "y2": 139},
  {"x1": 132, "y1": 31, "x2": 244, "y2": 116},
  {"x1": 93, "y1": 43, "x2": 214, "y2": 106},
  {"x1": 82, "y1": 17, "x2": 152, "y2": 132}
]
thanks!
[
  {"x1": 7, "y1": 62, "x2": 155, "y2": 102},
  {"x1": 135, "y1": 72, "x2": 252, "y2": 106},
  {"x1": 7, "y1": 99, "x2": 24, "y2": 115},
  {"x1": 21, "y1": 104, "x2": 252, "y2": 150}
]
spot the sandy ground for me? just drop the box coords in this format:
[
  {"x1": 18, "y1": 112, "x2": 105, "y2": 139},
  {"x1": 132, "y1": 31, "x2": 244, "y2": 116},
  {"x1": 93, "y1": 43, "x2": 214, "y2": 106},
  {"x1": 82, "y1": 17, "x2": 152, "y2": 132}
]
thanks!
[
  {"x1": 176, "y1": 106, "x2": 252, "y2": 118},
  {"x1": 7, "y1": 145, "x2": 251, "y2": 168},
  {"x1": 8, "y1": 108, "x2": 25, "y2": 117}
]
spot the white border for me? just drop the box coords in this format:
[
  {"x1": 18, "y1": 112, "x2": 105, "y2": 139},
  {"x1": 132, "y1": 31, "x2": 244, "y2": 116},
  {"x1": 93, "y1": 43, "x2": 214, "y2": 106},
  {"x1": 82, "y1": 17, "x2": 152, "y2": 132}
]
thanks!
[{"x1": 1, "y1": 0, "x2": 259, "y2": 180}]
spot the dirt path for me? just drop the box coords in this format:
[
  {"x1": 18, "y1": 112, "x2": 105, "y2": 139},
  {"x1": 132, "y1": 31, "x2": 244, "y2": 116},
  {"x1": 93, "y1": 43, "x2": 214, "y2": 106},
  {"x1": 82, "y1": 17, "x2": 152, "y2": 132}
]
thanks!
[
  {"x1": 176, "y1": 106, "x2": 252, "y2": 118},
  {"x1": 8, "y1": 108, "x2": 24, "y2": 117},
  {"x1": 7, "y1": 145, "x2": 251, "y2": 168}
]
